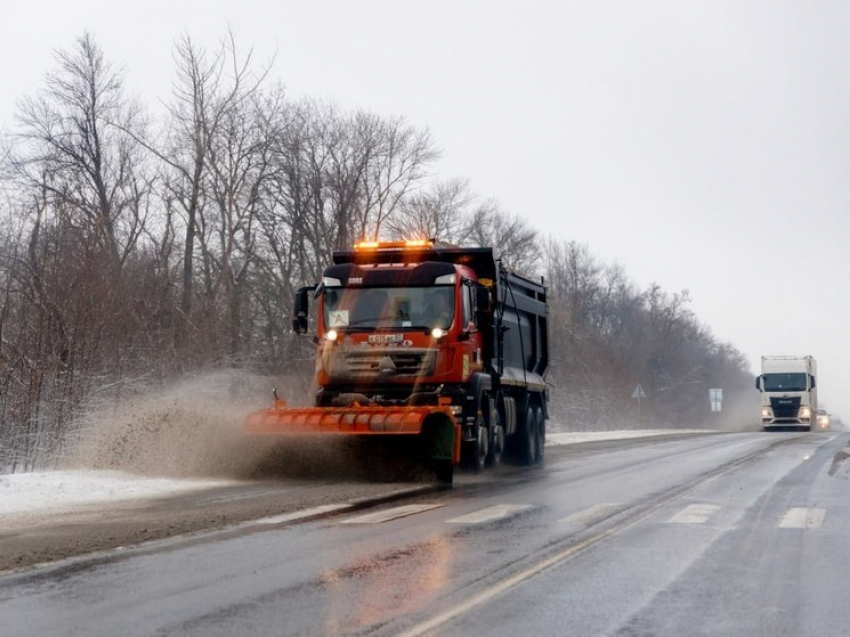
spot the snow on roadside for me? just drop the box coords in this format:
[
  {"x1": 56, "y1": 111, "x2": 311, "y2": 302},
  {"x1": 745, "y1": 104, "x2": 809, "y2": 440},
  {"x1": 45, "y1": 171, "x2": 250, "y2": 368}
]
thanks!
[
  {"x1": 0, "y1": 429, "x2": 707, "y2": 517},
  {"x1": 546, "y1": 429, "x2": 709, "y2": 445},
  {"x1": 0, "y1": 470, "x2": 240, "y2": 516}
]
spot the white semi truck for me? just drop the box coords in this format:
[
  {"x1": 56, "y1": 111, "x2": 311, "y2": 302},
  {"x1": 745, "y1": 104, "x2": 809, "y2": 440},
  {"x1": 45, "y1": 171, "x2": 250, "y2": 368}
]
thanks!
[{"x1": 755, "y1": 355, "x2": 817, "y2": 431}]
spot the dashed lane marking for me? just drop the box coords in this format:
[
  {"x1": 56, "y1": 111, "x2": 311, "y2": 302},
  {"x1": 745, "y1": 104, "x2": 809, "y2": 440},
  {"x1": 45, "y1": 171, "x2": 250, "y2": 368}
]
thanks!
[
  {"x1": 778, "y1": 507, "x2": 826, "y2": 529},
  {"x1": 667, "y1": 504, "x2": 721, "y2": 524},
  {"x1": 340, "y1": 503, "x2": 446, "y2": 524},
  {"x1": 252, "y1": 504, "x2": 352, "y2": 525},
  {"x1": 446, "y1": 504, "x2": 533, "y2": 525},
  {"x1": 558, "y1": 504, "x2": 621, "y2": 526}
]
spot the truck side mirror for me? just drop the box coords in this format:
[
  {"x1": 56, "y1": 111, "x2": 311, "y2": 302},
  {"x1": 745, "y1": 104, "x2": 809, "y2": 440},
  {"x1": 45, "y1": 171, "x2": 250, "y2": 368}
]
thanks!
[
  {"x1": 474, "y1": 286, "x2": 491, "y2": 327},
  {"x1": 292, "y1": 285, "x2": 315, "y2": 335},
  {"x1": 754, "y1": 375, "x2": 762, "y2": 391},
  {"x1": 810, "y1": 375, "x2": 816, "y2": 389}
]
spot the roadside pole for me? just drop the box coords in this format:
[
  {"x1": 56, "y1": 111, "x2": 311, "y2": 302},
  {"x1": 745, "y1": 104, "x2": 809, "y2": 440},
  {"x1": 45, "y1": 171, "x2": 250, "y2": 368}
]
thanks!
[{"x1": 632, "y1": 384, "x2": 647, "y2": 426}]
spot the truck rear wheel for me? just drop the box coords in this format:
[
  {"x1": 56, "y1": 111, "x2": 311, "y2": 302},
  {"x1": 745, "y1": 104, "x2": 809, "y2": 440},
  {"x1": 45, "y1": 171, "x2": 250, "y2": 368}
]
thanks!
[
  {"x1": 533, "y1": 405, "x2": 545, "y2": 464},
  {"x1": 516, "y1": 405, "x2": 537, "y2": 466}
]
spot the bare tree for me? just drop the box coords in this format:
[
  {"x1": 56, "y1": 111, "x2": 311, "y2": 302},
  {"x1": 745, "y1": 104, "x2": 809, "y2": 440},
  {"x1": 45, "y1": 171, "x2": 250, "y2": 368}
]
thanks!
[
  {"x1": 156, "y1": 32, "x2": 271, "y2": 324},
  {"x1": 466, "y1": 203, "x2": 539, "y2": 275},
  {"x1": 385, "y1": 178, "x2": 476, "y2": 243},
  {"x1": 12, "y1": 32, "x2": 151, "y2": 269},
  {"x1": 357, "y1": 113, "x2": 439, "y2": 240}
]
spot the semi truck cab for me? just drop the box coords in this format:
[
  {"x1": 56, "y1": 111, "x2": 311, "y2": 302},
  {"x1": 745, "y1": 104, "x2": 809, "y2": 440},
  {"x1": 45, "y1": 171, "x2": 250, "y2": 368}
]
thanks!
[{"x1": 755, "y1": 355, "x2": 817, "y2": 431}]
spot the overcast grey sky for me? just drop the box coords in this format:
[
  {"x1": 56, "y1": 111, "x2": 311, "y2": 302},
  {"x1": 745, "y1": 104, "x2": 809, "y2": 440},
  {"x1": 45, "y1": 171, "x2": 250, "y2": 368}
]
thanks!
[{"x1": 3, "y1": 1, "x2": 849, "y2": 415}]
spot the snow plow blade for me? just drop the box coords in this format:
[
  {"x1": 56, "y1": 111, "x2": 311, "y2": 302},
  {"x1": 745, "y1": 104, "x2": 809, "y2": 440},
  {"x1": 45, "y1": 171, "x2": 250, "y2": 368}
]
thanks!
[{"x1": 244, "y1": 401, "x2": 460, "y2": 482}]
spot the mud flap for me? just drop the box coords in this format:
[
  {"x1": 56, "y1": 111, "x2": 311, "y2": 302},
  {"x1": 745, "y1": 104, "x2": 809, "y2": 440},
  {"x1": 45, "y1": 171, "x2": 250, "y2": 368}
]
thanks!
[
  {"x1": 421, "y1": 412, "x2": 459, "y2": 462},
  {"x1": 421, "y1": 412, "x2": 458, "y2": 484}
]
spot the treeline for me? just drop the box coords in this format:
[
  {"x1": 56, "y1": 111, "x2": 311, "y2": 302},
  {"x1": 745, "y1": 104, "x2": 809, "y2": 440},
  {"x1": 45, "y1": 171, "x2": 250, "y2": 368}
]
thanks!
[{"x1": 0, "y1": 33, "x2": 751, "y2": 471}]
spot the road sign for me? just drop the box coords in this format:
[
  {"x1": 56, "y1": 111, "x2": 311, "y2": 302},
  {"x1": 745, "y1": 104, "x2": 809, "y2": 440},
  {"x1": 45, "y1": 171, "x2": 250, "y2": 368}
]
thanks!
[{"x1": 710, "y1": 388, "x2": 722, "y2": 412}]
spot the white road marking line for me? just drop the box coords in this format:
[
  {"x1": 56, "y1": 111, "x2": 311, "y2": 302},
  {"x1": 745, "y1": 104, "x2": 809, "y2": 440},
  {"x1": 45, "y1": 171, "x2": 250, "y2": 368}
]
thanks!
[
  {"x1": 778, "y1": 507, "x2": 827, "y2": 529},
  {"x1": 446, "y1": 504, "x2": 532, "y2": 524},
  {"x1": 252, "y1": 504, "x2": 352, "y2": 525},
  {"x1": 667, "y1": 504, "x2": 721, "y2": 524},
  {"x1": 558, "y1": 503, "x2": 621, "y2": 525},
  {"x1": 398, "y1": 516, "x2": 620, "y2": 637},
  {"x1": 340, "y1": 503, "x2": 445, "y2": 524}
]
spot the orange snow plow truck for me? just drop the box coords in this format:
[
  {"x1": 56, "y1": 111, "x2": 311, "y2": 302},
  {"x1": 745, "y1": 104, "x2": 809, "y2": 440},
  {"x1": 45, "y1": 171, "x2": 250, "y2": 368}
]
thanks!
[{"x1": 244, "y1": 240, "x2": 549, "y2": 483}]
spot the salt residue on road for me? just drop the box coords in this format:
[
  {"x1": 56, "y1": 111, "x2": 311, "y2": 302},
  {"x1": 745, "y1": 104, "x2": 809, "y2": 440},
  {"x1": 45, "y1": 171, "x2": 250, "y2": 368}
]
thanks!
[{"x1": 0, "y1": 429, "x2": 705, "y2": 517}]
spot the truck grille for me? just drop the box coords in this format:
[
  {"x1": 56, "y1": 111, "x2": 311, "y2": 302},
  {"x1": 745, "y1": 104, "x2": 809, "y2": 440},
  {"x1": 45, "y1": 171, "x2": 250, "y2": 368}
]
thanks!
[
  {"x1": 770, "y1": 396, "x2": 801, "y2": 419},
  {"x1": 330, "y1": 348, "x2": 436, "y2": 380}
]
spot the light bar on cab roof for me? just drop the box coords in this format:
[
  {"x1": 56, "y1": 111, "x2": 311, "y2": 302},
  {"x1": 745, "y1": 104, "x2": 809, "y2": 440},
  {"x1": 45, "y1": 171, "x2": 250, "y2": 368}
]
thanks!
[{"x1": 353, "y1": 239, "x2": 434, "y2": 251}]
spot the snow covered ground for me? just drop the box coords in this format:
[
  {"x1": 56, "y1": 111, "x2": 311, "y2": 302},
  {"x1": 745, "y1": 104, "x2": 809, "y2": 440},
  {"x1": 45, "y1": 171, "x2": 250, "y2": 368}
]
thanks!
[
  {"x1": 0, "y1": 471, "x2": 240, "y2": 516},
  {"x1": 0, "y1": 429, "x2": 704, "y2": 517}
]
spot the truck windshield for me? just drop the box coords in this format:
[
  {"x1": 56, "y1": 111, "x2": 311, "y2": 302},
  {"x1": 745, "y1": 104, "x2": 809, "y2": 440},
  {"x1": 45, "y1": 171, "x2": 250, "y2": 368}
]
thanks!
[
  {"x1": 762, "y1": 373, "x2": 808, "y2": 392},
  {"x1": 323, "y1": 286, "x2": 454, "y2": 330}
]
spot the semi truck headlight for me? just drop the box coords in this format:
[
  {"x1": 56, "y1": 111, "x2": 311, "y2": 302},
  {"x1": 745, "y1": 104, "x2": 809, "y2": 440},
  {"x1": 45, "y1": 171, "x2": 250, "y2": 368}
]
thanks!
[
  {"x1": 762, "y1": 407, "x2": 772, "y2": 418},
  {"x1": 325, "y1": 329, "x2": 339, "y2": 342},
  {"x1": 800, "y1": 406, "x2": 811, "y2": 419}
]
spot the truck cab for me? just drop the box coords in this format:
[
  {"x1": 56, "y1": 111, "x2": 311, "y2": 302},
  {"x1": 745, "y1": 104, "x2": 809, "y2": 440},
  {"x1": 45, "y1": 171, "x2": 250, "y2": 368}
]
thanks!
[{"x1": 296, "y1": 242, "x2": 495, "y2": 409}]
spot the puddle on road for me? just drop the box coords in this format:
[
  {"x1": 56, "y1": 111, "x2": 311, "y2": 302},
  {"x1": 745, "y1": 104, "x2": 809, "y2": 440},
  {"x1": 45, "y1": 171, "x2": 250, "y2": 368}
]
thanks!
[{"x1": 315, "y1": 536, "x2": 454, "y2": 632}]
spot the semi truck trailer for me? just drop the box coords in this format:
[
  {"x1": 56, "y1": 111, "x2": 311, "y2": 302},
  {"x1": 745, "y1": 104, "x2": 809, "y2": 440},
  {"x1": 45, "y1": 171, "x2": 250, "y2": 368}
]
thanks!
[{"x1": 245, "y1": 240, "x2": 550, "y2": 483}]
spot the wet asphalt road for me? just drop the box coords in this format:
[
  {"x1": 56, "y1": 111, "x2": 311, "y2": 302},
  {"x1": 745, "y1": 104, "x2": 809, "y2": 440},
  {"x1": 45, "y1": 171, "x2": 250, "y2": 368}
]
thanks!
[{"x1": 1, "y1": 431, "x2": 849, "y2": 636}]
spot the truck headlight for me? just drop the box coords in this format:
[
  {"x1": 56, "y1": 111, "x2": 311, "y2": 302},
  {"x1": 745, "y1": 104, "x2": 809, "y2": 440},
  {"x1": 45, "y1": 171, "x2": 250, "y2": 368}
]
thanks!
[
  {"x1": 762, "y1": 407, "x2": 772, "y2": 418},
  {"x1": 800, "y1": 406, "x2": 811, "y2": 419}
]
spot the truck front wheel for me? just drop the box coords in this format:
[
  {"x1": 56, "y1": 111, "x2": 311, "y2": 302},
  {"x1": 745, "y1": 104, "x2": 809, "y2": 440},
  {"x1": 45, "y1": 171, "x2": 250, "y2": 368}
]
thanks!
[
  {"x1": 533, "y1": 405, "x2": 545, "y2": 464},
  {"x1": 433, "y1": 460, "x2": 454, "y2": 484}
]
